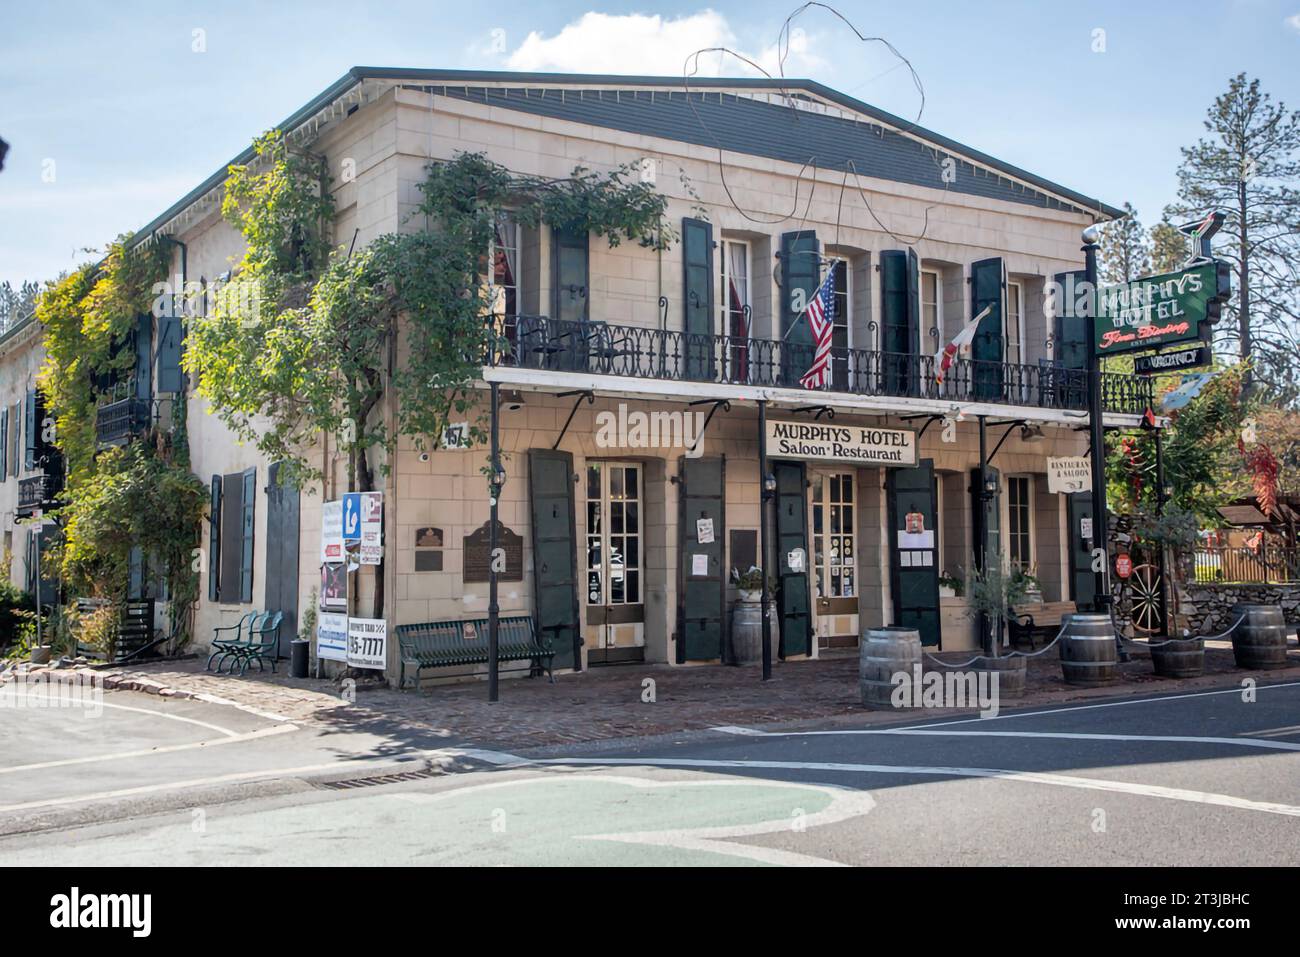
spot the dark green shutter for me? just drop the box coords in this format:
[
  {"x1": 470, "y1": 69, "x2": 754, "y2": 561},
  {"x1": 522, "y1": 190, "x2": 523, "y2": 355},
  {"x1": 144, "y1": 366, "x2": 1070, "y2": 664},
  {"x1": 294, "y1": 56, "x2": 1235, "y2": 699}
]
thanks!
[
  {"x1": 677, "y1": 456, "x2": 726, "y2": 661},
  {"x1": 773, "y1": 460, "x2": 811, "y2": 657},
  {"x1": 780, "y1": 230, "x2": 818, "y2": 386},
  {"x1": 0, "y1": 407, "x2": 8, "y2": 478},
  {"x1": 157, "y1": 314, "x2": 183, "y2": 393},
  {"x1": 1068, "y1": 491, "x2": 1096, "y2": 609},
  {"x1": 240, "y1": 468, "x2": 256, "y2": 603},
  {"x1": 971, "y1": 258, "x2": 1006, "y2": 400},
  {"x1": 23, "y1": 389, "x2": 35, "y2": 471},
  {"x1": 208, "y1": 475, "x2": 221, "y2": 602},
  {"x1": 970, "y1": 466, "x2": 1001, "y2": 571},
  {"x1": 134, "y1": 314, "x2": 153, "y2": 400},
  {"x1": 264, "y1": 461, "x2": 300, "y2": 657},
  {"x1": 128, "y1": 546, "x2": 145, "y2": 600},
  {"x1": 880, "y1": 249, "x2": 920, "y2": 394},
  {"x1": 1053, "y1": 270, "x2": 1089, "y2": 408},
  {"x1": 888, "y1": 460, "x2": 941, "y2": 646},
  {"x1": 9, "y1": 402, "x2": 19, "y2": 477},
  {"x1": 682, "y1": 217, "x2": 714, "y2": 381},
  {"x1": 552, "y1": 227, "x2": 589, "y2": 324},
  {"x1": 528, "y1": 449, "x2": 581, "y2": 670}
]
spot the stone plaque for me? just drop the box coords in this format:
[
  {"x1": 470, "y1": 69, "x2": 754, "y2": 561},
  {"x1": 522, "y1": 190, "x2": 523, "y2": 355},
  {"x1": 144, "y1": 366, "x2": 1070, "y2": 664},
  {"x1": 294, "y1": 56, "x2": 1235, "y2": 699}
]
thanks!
[
  {"x1": 414, "y1": 550, "x2": 443, "y2": 572},
  {"x1": 462, "y1": 520, "x2": 523, "y2": 582}
]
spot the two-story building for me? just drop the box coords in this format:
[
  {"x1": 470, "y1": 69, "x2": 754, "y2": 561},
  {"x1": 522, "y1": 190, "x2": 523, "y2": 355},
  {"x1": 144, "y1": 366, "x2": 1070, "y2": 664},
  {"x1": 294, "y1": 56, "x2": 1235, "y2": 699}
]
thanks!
[{"x1": 19, "y1": 67, "x2": 1150, "y2": 682}]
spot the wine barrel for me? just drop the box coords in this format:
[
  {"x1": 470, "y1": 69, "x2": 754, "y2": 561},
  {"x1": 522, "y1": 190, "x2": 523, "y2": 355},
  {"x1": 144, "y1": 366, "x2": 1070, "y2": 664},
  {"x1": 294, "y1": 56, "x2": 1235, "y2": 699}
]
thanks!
[
  {"x1": 729, "y1": 600, "x2": 773, "y2": 665},
  {"x1": 860, "y1": 626, "x2": 922, "y2": 710},
  {"x1": 1230, "y1": 604, "x2": 1289, "y2": 670},
  {"x1": 973, "y1": 655, "x2": 1027, "y2": 698},
  {"x1": 1150, "y1": 637, "x2": 1204, "y2": 678},
  {"x1": 1059, "y1": 613, "x2": 1119, "y2": 686}
]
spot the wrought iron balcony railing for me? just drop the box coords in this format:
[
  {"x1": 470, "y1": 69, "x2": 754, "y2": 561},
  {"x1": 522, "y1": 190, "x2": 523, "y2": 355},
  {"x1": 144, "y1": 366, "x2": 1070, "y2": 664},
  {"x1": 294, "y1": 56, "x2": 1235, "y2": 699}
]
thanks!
[
  {"x1": 488, "y1": 315, "x2": 1153, "y2": 416},
  {"x1": 95, "y1": 391, "x2": 152, "y2": 447},
  {"x1": 17, "y1": 472, "x2": 62, "y2": 516}
]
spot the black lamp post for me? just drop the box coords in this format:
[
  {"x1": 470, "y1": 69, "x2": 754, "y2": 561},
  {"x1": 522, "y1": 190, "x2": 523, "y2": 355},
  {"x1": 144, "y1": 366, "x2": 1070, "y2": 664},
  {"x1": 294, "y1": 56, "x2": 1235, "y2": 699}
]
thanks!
[
  {"x1": 1082, "y1": 225, "x2": 1110, "y2": 617},
  {"x1": 758, "y1": 399, "x2": 774, "y2": 681},
  {"x1": 487, "y1": 381, "x2": 501, "y2": 703}
]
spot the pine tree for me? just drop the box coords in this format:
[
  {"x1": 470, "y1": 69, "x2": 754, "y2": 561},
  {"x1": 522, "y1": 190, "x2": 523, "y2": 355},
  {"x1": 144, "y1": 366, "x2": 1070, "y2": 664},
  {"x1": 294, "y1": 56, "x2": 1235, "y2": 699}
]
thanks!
[
  {"x1": 1169, "y1": 73, "x2": 1300, "y2": 400},
  {"x1": 1149, "y1": 214, "x2": 1188, "y2": 275},
  {"x1": 1099, "y1": 202, "x2": 1150, "y2": 285}
]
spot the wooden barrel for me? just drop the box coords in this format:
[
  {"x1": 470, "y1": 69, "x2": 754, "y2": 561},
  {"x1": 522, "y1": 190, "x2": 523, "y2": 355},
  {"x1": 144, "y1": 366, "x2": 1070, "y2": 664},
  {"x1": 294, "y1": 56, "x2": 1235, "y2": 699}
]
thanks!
[
  {"x1": 1059, "y1": 613, "x2": 1119, "y2": 686},
  {"x1": 1230, "y1": 603, "x2": 1289, "y2": 670},
  {"x1": 729, "y1": 600, "x2": 771, "y2": 665},
  {"x1": 1151, "y1": 638, "x2": 1204, "y2": 678},
  {"x1": 860, "y1": 627, "x2": 922, "y2": 710},
  {"x1": 973, "y1": 655, "x2": 1027, "y2": 698}
]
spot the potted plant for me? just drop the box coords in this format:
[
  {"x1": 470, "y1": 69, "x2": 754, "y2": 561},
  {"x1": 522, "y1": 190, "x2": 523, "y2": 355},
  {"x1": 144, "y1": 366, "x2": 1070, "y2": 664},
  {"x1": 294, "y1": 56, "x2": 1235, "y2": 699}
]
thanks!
[
  {"x1": 959, "y1": 556, "x2": 1032, "y2": 695},
  {"x1": 728, "y1": 566, "x2": 775, "y2": 665},
  {"x1": 730, "y1": 565, "x2": 773, "y2": 603},
  {"x1": 938, "y1": 571, "x2": 963, "y2": 600},
  {"x1": 1013, "y1": 565, "x2": 1043, "y2": 605},
  {"x1": 293, "y1": 591, "x2": 318, "y2": 679}
]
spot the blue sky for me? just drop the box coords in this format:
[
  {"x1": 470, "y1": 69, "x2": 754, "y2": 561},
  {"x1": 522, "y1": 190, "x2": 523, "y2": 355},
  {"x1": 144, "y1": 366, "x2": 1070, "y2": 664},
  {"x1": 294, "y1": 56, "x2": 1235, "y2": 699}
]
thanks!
[{"x1": 2, "y1": 1, "x2": 1297, "y2": 289}]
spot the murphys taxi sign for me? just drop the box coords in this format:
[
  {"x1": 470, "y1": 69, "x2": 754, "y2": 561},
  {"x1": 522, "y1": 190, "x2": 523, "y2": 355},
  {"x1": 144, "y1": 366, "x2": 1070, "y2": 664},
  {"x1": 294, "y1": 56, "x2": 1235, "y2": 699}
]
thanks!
[{"x1": 1093, "y1": 261, "x2": 1230, "y2": 356}]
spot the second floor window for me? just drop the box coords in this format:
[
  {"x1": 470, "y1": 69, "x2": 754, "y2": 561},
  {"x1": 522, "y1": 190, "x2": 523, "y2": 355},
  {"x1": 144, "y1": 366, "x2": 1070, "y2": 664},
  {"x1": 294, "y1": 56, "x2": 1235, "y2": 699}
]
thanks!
[
  {"x1": 1006, "y1": 280, "x2": 1024, "y2": 366},
  {"x1": 921, "y1": 269, "x2": 941, "y2": 344},
  {"x1": 720, "y1": 240, "x2": 750, "y2": 381},
  {"x1": 490, "y1": 212, "x2": 520, "y2": 334},
  {"x1": 830, "y1": 259, "x2": 850, "y2": 389}
]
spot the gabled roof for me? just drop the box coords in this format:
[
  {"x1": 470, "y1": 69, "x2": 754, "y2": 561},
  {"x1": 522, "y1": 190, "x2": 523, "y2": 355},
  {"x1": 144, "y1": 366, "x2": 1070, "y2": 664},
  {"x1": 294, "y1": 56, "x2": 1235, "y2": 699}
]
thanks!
[{"x1": 129, "y1": 67, "x2": 1123, "y2": 246}]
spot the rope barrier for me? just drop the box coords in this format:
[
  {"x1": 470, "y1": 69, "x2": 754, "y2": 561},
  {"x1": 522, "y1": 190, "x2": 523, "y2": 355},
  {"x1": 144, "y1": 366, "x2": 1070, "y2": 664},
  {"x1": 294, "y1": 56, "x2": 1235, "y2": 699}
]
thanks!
[
  {"x1": 922, "y1": 620, "x2": 1070, "y2": 669},
  {"x1": 1118, "y1": 613, "x2": 1245, "y2": 650}
]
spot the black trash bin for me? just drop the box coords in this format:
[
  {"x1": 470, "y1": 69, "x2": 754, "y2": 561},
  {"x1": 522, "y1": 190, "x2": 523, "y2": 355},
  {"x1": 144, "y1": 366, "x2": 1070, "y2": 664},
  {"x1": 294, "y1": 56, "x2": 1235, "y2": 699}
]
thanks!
[{"x1": 290, "y1": 639, "x2": 310, "y2": 678}]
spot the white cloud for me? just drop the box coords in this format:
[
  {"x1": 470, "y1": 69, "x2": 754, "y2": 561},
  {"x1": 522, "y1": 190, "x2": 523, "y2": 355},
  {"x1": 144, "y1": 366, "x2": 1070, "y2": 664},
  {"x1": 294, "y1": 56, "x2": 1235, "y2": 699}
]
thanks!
[
  {"x1": 1287, "y1": 13, "x2": 1300, "y2": 32},
  {"x1": 502, "y1": 10, "x2": 822, "y2": 78}
]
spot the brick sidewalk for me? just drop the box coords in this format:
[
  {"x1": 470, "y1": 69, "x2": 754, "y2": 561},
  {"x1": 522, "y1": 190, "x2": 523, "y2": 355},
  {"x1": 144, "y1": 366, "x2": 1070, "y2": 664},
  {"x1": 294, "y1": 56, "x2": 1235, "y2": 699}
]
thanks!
[{"x1": 7, "y1": 641, "x2": 1298, "y2": 752}]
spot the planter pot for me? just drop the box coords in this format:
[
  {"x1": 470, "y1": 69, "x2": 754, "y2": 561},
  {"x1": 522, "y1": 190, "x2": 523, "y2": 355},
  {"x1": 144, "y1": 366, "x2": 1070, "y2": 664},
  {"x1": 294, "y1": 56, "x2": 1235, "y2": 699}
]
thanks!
[
  {"x1": 1023, "y1": 589, "x2": 1044, "y2": 605},
  {"x1": 1230, "y1": 603, "x2": 1288, "y2": 670},
  {"x1": 29, "y1": 645, "x2": 51, "y2": 665},
  {"x1": 738, "y1": 589, "x2": 762, "y2": 603},
  {"x1": 1150, "y1": 637, "x2": 1204, "y2": 678},
  {"x1": 938, "y1": 585, "x2": 956, "y2": 599},
  {"x1": 729, "y1": 600, "x2": 776, "y2": 664},
  {"x1": 290, "y1": 639, "x2": 310, "y2": 679},
  {"x1": 972, "y1": 654, "x2": 1027, "y2": 698},
  {"x1": 860, "y1": 627, "x2": 922, "y2": 710},
  {"x1": 1059, "y1": 613, "x2": 1119, "y2": 686}
]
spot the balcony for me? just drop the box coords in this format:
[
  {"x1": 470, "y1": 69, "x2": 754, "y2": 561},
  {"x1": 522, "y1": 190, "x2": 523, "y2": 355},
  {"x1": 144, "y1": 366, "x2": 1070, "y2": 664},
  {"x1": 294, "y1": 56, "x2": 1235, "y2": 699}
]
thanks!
[
  {"x1": 490, "y1": 316, "x2": 1153, "y2": 416},
  {"x1": 95, "y1": 393, "x2": 152, "y2": 447},
  {"x1": 17, "y1": 472, "x2": 62, "y2": 517}
]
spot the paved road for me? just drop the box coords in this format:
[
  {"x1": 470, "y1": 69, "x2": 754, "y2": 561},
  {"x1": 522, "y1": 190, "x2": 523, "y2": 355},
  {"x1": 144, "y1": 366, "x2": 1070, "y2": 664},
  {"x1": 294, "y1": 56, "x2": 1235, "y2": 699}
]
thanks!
[{"x1": 0, "y1": 679, "x2": 1297, "y2": 865}]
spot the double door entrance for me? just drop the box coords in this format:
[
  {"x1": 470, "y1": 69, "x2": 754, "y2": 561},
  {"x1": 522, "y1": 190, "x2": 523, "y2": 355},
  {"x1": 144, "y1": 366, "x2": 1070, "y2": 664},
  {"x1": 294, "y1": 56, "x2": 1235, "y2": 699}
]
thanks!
[{"x1": 585, "y1": 461, "x2": 645, "y2": 664}]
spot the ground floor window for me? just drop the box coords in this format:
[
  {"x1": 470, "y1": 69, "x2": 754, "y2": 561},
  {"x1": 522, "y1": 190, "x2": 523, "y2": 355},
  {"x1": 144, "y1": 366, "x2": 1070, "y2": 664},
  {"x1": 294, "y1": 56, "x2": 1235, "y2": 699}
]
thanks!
[
  {"x1": 585, "y1": 462, "x2": 641, "y2": 606},
  {"x1": 812, "y1": 471, "x2": 855, "y2": 599},
  {"x1": 1006, "y1": 475, "x2": 1033, "y2": 570}
]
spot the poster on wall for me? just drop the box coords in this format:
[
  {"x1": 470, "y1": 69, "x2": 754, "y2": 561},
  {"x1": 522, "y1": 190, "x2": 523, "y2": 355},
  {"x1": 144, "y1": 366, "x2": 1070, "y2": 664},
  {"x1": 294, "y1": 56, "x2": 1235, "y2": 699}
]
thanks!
[
  {"x1": 321, "y1": 562, "x2": 348, "y2": 611},
  {"x1": 317, "y1": 613, "x2": 348, "y2": 662},
  {"x1": 360, "y1": 491, "x2": 383, "y2": 565},
  {"x1": 321, "y1": 500, "x2": 344, "y2": 563},
  {"x1": 347, "y1": 617, "x2": 387, "y2": 670}
]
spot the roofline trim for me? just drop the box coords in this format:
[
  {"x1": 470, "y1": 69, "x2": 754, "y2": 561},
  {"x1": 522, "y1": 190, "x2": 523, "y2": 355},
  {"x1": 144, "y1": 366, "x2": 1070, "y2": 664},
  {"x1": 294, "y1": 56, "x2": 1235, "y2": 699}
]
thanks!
[{"x1": 128, "y1": 66, "x2": 1122, "y2": 249}]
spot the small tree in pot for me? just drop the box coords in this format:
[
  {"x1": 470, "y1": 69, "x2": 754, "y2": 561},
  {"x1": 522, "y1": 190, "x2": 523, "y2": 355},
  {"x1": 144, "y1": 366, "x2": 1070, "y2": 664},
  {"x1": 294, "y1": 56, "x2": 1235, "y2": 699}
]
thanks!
[{"x1": 965, "y1": 557, "x2": 1030, "y2": 656}]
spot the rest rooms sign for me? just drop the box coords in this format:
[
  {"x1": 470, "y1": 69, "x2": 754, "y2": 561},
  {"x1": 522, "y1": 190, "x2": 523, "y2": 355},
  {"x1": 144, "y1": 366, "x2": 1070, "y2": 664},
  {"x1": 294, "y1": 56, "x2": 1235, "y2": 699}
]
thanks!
[
  {"x1": 1093, "y1": 262, "x2": 1217, "y2": 356},
  {"x1": 766, "y1": 421, "x2": 917, "y2": 467}
]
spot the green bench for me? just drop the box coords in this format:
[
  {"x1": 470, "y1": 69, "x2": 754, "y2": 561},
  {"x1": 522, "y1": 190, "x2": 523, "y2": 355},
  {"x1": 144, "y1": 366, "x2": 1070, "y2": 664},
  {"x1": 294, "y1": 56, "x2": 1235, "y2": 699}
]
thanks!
[
  {"x1": 397, "y1": 615, "x2": 556, "y2": 689},
  {"x1": 206, "y1": 610, "x2": 284, "y2": 675}
]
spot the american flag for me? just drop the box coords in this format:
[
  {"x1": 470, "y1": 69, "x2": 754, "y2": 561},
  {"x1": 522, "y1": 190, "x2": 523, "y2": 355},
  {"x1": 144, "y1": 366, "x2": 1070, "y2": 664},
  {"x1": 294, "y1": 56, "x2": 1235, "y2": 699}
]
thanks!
[{"x1": 798, "y1": 267, "x2": 837, "y2": 389}]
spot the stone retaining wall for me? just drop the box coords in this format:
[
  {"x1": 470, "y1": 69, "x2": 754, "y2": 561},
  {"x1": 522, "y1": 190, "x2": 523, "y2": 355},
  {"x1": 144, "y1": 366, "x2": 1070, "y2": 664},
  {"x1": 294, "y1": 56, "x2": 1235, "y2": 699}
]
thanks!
[{"x1": 1175, "y1": 583, "x2": 1300, "y2": 635}]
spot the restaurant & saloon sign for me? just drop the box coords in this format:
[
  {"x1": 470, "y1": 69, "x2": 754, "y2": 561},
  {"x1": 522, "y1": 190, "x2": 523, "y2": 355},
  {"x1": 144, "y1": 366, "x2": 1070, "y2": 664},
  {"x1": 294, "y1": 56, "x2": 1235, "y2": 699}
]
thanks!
[{"x1": 766, "y1": 420, "x2": 917, "y2": 467}]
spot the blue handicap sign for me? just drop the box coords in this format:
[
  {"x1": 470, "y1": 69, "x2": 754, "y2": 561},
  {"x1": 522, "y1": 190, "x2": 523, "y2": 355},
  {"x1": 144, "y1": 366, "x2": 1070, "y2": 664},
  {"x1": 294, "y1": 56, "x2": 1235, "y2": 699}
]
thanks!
[{"x1": 342, "y1": 493, "x2": 362, "y2": 543}]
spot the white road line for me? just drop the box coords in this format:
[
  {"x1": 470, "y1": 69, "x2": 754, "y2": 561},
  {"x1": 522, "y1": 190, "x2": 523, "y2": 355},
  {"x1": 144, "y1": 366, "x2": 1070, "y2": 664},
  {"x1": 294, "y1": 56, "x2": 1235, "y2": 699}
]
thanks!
[
  {"x1": 0, "y1": 685, "x2": 241, "y2": 737},
  {"x1": 0, "y1": 724, "x2": 298, "y2": 775},
  {"x1": 893, "y1": 681, "x2": 1300, "y2": 730},
  {"x1": 715, "y1": 727, "x2": 1300, "y2": 753},
  {"x1": 531, "y1": 756, "x2": 1300, "y2": 817}
]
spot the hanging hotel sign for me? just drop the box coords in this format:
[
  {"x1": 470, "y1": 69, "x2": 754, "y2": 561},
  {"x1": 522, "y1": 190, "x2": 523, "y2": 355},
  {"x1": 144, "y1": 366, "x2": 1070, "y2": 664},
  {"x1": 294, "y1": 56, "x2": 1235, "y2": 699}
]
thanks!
[
  {"x1": 1133, "y1": 346, "x2": 1210, "y2": 376},
  {"x1": 1046, "y1": 456, "x2": 1092, "y2": 494},
  {"x1": 766, "y1": 421, "x2": 917, "y2": 467},
  {"x1": 1093, "y1": 262, "x2": 1228, "y2": 356}
]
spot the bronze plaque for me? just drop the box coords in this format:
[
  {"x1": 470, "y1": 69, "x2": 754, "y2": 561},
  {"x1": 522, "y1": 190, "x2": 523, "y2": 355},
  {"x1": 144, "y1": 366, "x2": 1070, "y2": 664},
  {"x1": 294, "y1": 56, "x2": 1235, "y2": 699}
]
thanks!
[
  {"x1": 463, "y1": 520, "x2": 523, "y2": 582},
  {"x1": 415, "y1": 527, "x2": 443, "y2": 548}
]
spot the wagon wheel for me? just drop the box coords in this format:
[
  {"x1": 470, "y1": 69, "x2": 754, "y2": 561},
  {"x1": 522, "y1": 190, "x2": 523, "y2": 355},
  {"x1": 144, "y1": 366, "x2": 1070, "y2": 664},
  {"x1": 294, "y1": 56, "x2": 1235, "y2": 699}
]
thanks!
[{"x1": 1128, "y1": 563, "x2": 1163, "y2": 634}]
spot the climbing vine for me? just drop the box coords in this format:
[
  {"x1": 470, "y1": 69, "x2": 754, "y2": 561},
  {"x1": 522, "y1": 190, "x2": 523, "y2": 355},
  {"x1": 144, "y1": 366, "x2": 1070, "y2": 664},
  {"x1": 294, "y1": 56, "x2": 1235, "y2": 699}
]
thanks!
[{"x1": 34, "y1": 236, "x2": 206, "y2": 641}]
